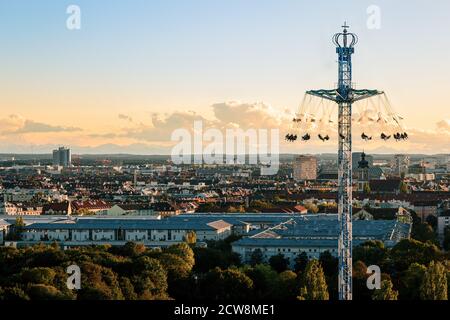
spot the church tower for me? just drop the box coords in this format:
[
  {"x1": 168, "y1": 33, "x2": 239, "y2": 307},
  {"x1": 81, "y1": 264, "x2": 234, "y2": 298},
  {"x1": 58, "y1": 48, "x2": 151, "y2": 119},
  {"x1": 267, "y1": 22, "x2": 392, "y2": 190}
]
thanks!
[{"x1": 357, "y1": 152, "x2": 369, "y2": 192}]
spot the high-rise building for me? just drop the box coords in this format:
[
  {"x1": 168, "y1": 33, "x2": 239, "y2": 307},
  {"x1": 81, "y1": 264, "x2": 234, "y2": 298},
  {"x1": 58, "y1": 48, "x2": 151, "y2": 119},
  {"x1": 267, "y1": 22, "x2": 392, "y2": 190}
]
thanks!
[
  {"x1": 392, "y1": 154, "x2": 410, "y2": 176},
  {"x1": 52, "y1": 147, "x2": 71, "y2": 167},
  {"x1": 293, "y1": 155, "x2": 317, "y2": 181}
]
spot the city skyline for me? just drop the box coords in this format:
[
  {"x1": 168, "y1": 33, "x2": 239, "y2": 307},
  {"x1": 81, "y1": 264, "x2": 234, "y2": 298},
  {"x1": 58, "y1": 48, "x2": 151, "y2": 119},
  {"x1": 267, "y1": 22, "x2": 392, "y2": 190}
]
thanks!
[{"x1": 0, "y1": 0, "x2": 449, "y2": 154}]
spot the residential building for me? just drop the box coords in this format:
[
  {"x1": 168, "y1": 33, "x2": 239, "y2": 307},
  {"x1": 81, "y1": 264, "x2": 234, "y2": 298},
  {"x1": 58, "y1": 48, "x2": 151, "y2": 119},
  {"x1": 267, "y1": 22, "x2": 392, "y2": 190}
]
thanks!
[
  {"x1": 19, "y1": 217, "x2": 232, "y2": 246},
  {"x1": 293, "y1": 156, "x2": 317, "y2": 181}
]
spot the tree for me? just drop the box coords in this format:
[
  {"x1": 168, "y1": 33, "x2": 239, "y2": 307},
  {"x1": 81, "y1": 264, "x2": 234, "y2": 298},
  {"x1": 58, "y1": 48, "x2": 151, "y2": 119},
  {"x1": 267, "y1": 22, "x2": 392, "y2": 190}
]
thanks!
[
  {"x1": 352, "y1": 260, "x2": 371, "y2": 301},
  {"x1": 276, "y1": 270, "x2": 298, "y2": 300},
  {"x1": 7, "y1": 217, "x2": 25, "y2": 240},
  {"x1": 119, "y1": 277, "x2": 137, "y2": 300},
  {"x1": 183, "y1": 231, "x2": 197, "y2": 245},
  {"x1": 319, "y1": 251, "x2": 338, "y2": 277},
  {"x1": 297, "y1": 260, "x2": 329, "y2": 300},
  {"x1": 193, "y1": 247, "x2": 240, "y2": 273},
  {"x1": 303, "y1": 202, "x2": 319, "y2": 214},
  {"x1": 114, "y1": 242, "x2": 146, "y2": 257},
  {"x1": 21, "y1": 267, "x2": 56, "y2": 285},
  {"x1": 389, "y1": 239, "x2": 441, "y2": 271},
  {"x1": 157, "y1": 253, "x2": 192, "y2": 281},
  {"x1": 363, "y1": 183, "x2": 371, "y2": 194},
  {"x1": 249, "y1": 249, "x2": 264, "y2": 266},
  {"x1": 244, "y1": 264, "x2": 279, "y2": 299},
  {"x1": 0, "y1": 286, "x2": 30, "y2": 300},
  {"x1": 425, "y1": 215, "x2": 438, "y2": 231},
  {"x1": 443, "y1": 227, "x2": 450, "y2": 251},
  {"x1": 269, "y1": 254, "x2": 289, "y2": 273},
  {"x1": 400, "y1": 263, "x2": 426, "y2": 300},
  {"x1": 164, "y1": 243, "x2": 195, "y2": 269},
  {"x1": 420, "y1": 261, "x2": 448, "y2": 300},
  {"x1": 294, "y1": 252, "x2": 308, "y2": 273},
  {"x1": 130, "y1": 257, "x2": 168, "y2": 299},
  {"x1": 372, "y1": 279, "x2": 398, "y2": 300},
  {"x1": 199, "y1": 268, "x2": 254, "y2": 301},
  {"x1": 27, "y1": 284, "x2": 67, "y2": 300},
  {"x1": 353, "y1": 240, "x2": 387, "y2": 267},
  {"x1": 77, "y1": 262, "x2": 124, "y2": 300},
  {"x1": 412, "y1": 223, "x2": 437, "y2": 243},
  {"x1": 399, "y1": 181, "x2": 408, "y2": 194}
]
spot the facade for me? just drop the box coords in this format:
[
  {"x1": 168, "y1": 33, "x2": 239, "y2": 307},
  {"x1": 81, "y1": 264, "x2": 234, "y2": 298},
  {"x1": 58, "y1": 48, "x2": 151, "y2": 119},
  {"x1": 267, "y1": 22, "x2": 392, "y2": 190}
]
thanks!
[
  {"x1": 437, "y1": 209, "x2": 450, "y2": 239},
  {"x1": 293, "y1": 155, "x2": 317, "y2": 181},
  {"x1": 232, "y1": 216, "x2": 411, "y2": 266},
  {"x1": 392, "y1": 154, "x2": 410, "y2": 176},
  {"x1": 0, "y1": 202, "x2": 43, "y2": 216},
  {"x1": 100, "y1": 204, "x2": 159, "y2": 217},
  {"x1": 52, "y1": 147, "x2": 71, "y2": 167},
  {"x1": 413, "y1": 200, "x2": 439, "y2": 221},
  {"x1": 71, "y1": 200, "x2": 111, "y2": 214},
  {"x1": 43, "y1": 202, "x2": 72, "y2": 215},
  {"x1": 19, "y1": 218, "x2": 232, "y2": 246},
  {"x1": 0, "y1": 220, "x2": 11, "y2": 245}
]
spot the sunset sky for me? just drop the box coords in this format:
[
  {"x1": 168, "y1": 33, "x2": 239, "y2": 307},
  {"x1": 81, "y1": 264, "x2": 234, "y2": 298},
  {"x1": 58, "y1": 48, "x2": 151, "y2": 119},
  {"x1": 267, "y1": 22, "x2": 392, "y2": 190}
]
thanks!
[{"x1": 0, "y1": 0, "x2": 449, "y2": 154}]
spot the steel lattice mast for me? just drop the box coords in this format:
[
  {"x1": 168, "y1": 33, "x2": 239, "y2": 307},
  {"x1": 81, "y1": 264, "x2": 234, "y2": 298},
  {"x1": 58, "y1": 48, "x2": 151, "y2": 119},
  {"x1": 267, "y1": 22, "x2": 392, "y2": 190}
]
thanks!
[{"x1": 306, "y1": 24, "x2": 383, "y2": 300}]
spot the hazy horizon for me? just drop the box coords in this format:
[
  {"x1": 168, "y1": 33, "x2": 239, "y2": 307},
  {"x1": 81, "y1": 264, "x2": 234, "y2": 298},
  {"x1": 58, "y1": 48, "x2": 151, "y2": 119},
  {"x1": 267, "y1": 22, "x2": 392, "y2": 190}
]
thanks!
[{"x1": 1, "y1": 0, "x2": 449, "y2": 154}]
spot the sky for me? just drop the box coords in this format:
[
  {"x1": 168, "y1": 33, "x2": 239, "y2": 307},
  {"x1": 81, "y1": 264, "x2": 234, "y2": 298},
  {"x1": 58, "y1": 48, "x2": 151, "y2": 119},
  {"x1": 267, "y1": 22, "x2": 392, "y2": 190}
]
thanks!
[{"x1": 0, "y1": 0, "x2": 449, "y2": 154}]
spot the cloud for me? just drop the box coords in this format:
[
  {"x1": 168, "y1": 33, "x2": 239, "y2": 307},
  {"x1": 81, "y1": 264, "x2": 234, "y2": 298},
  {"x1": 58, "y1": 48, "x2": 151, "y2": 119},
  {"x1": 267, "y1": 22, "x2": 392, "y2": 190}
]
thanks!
[
  {"x1": 2, "y1": 109, "x2": 448, "y2": 155},
  {"x1": 123, "y1": 111, "x2": 217, "y2": 142},
  {"x1": 212, "y1": 101, "x2": 288, "y2": 129},
  {"x1": 0, "y1": 115, "x2": 82, "y2": 135},
  {"x1": 113, "y1": 102, "x2": 289, "y2": 143},
  {"x1": 436, "y1": 119, "x2": 450, "y2": 132},
  {"x1": 118, "y1": 114, "x2": 133, "y2": 122}
]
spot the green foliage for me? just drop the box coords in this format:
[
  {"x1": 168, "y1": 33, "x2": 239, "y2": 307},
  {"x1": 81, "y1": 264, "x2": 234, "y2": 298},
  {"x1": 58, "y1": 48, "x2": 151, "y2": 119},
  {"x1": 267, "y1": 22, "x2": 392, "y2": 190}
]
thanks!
[
  {"x1": 303, "y1": 202, "x2": 319, "y2": 214},
  {"x1": 249, "y1": 200, "x2": 274, "y2": 210},
  {"x1": 412, "y1": 223, "x2": 438, "y2": 244},
  {"x1": 294, "y1": 252, "x2": 308, "y2": 273},
  {"x1": 193, "y1": 247, "x2": 240, "y2": 273},
  {"x1": 363, "y1": 182, "x2": 371, "y2": 194},
  {"x1": 276, "y1": 270, "x2": 298, "y2": 300},
  {"x1": 400, "y1": 263, "x2": 426, "y2": 300},
  {"x1": 0, "y1": 286, "x2": 30, "y2": 300},
  {"x1": 0, "y1": 243, "x2": 174, "y2": 300},
  {"x1": 249, "y1": 249, "x2": 264, "y2": 266},
  {"x1": 297, "y1": 259, "x2": 329, "y2": 300},
  {"x1": 352, "y1": 260, "x2": 371, "y2": 301},
  {"x1": 243, "y1": 264, "x2": 279, "y2": 299},
  {"x1": 420, "y1": 261, "x2": 448, "y2": 300},
  {"x1": 183, "y1": 231, "x2": 197, "y2": 244},
  {"x1": 27, "y1": 284, "x2": 68, "y2": 300},
  {"x1": 443, "y1": 227, "x2": 450, "y2": 251},
  {"x1": 353, "y1": 240, "x2": 387, "y2": 267},
  {"x1": 77, "y1": 261, "x2": 124, "y2": 300},
  {"x1": 20, "y1": 267, "x2": 56, "y2": 285},
  {"x1": 6, "y1": 217, "x2": 25, "y2": 240},
  {"x1": 268, "y1": 254, "x2": 289, "y2": 273},
  {"x1": 390, "y1": 239, "x2": 441, "y2": 271},
  {"x1": 164, "y1": 243, "x2": 195, "y2": 269},
  {"x1": 319, "y1": 251, "x2": 338, "y2": 277},
  {"x1": 372, "y1": 279, "x2": 399, "y2": 300},
  {"x1": 399, "y1": 181, "x2": 408, "y2": 193},
  {"x1": 198, "y1": 267, "x2": 254, "y2": 301}
]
